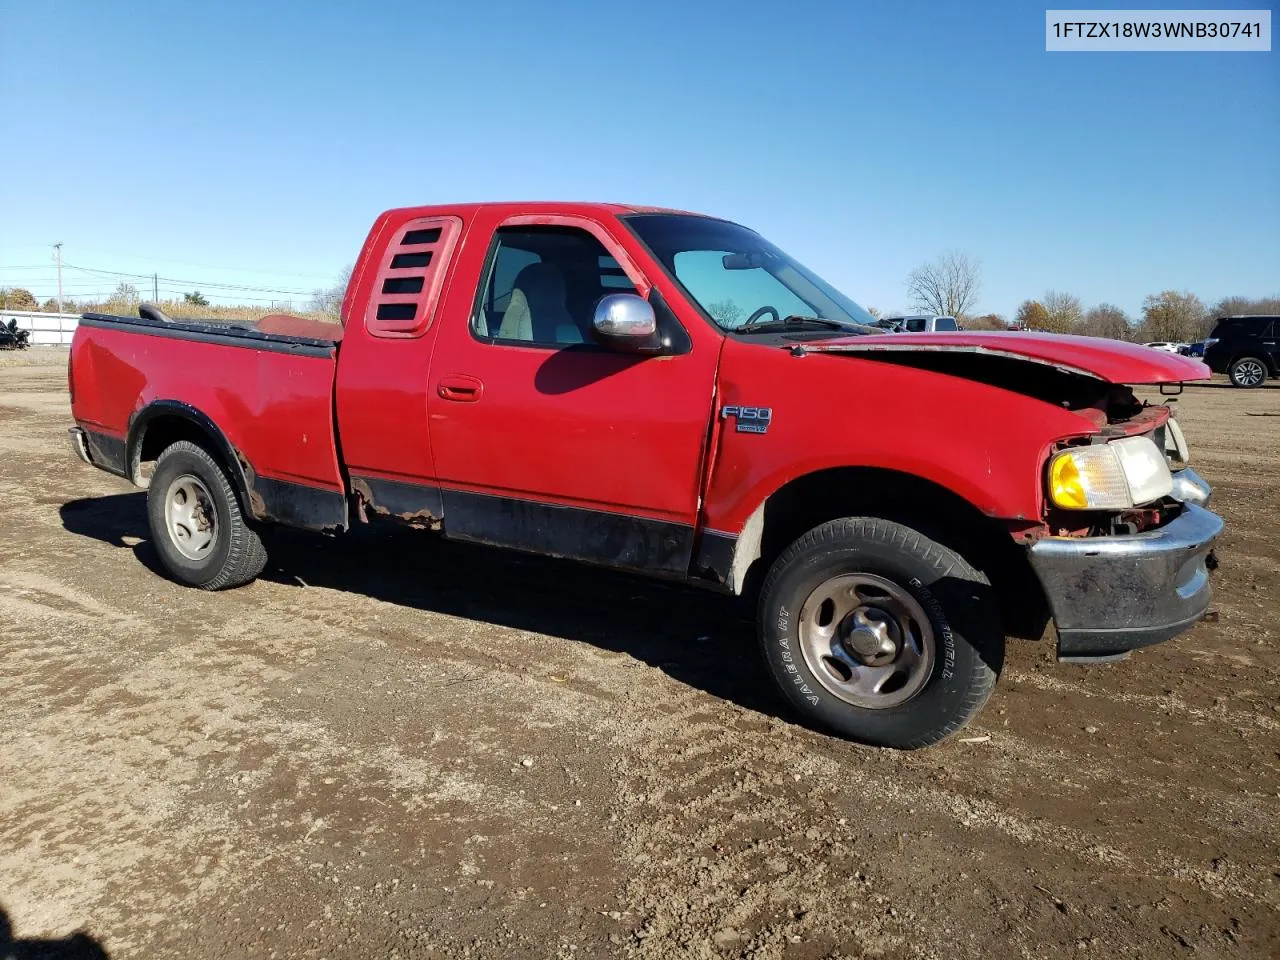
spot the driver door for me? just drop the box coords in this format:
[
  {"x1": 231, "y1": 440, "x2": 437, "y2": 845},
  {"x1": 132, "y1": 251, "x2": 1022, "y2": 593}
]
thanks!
[{"x1": 426, "y1": 216, "x2": 720, "y2": 575}]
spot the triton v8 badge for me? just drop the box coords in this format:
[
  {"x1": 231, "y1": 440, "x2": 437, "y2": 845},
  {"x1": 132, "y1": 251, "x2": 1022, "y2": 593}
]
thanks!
[{"x1": 721, "y1": 405, "x2": 773, "y2": 434}]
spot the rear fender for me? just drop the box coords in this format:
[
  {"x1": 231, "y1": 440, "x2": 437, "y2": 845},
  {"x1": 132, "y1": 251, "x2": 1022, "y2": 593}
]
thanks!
[{"x1": 128, "y1": 400, "x2": 255, "y2": 516}]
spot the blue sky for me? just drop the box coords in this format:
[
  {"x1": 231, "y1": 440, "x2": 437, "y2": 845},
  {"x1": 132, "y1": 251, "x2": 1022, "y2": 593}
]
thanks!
[{"x1": 1, "y1": 0, "x2": 1276, "y2": 318}]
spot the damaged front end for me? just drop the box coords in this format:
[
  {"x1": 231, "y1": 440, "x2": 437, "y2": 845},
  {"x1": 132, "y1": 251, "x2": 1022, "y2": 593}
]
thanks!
[
  {"x1": 807, "y1": 331, "x2": 1223, "y2": 662},
  {"x1": 1027, "y1": 387, "x2": 1221, "y2": 663},
  {"x1": 1028, "y1": 497, "x2": 1221, "y2": 663}
]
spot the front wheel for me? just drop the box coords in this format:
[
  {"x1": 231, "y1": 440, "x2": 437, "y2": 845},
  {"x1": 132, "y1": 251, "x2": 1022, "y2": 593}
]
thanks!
[
  {"x1": 147, "y1": 440, "x2": 267, "y2": 589},
  {"x1": 758, "y1": 517, "x2": 1004, "y2": 749},
  {"x1": 1229, "y1": 356, "x2": 1268, "y2": 388}
]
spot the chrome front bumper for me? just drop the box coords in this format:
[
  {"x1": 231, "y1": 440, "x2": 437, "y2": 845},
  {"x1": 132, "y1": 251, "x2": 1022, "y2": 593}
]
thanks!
[{"x1": 1028, "y1": 469, "x2": 1222, "y2": 662}]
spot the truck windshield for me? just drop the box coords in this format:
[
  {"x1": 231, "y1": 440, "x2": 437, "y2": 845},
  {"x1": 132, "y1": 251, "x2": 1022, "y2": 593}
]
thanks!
[{"x1": 624, "y1": 214, "x2": 877, "y2": 334}]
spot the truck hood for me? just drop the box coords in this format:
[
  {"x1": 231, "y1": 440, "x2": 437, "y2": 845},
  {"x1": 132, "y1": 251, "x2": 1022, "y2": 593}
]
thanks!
[{"x1": 806, "y1": 331, "x2": 1210, "y2": 385}]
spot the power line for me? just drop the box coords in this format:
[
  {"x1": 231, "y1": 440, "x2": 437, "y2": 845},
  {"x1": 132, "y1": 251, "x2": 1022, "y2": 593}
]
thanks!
[
  {"x1": 39, "y1": 245, "x2": 336, "y2": 280},
  {"x1": 0, "y1": 245, "x2": 336, "y2": 281},
  {"x1": 2, "y1": 247, "x2": 341, "y2": 308},
  {"x1": 2, "y1": 267, "x2": 319, "y2": 295},
  {"x1": 2, "y1": 257, "x2": 337, "y2": 296},
  {"x1": 60, "y1": 262, "x2": 320, "y2": 296}
]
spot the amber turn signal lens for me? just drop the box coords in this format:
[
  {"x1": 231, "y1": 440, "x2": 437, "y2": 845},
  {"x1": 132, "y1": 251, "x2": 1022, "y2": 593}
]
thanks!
[{"x1": 1049, "y1": 453, "x2": 1088, "y2": 510}]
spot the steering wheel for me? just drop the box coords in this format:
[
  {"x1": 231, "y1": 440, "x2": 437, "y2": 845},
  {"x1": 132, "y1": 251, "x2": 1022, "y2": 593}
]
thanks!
[{"x1": 743, "y1": 305, "x2": 779, "y2": 328}]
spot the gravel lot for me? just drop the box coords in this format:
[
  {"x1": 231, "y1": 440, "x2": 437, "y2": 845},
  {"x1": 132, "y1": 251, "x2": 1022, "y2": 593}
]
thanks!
[{"x1": 2, "y1": 346, "x2": 1277, "y2": 959}]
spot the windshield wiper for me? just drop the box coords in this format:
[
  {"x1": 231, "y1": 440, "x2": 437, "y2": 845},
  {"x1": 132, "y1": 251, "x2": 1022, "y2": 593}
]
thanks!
[{"x1": 737, "y1": 314, "x2": 850, "y2": 334}]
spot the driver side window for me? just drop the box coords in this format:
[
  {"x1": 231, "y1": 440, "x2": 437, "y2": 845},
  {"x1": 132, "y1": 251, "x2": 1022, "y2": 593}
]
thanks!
[
  {"x1": 472, "y1": 227, "x2": 640, "y2": 347},
  {"x1": 672, "y1": 250, "x2": 814, "y2": 328}
]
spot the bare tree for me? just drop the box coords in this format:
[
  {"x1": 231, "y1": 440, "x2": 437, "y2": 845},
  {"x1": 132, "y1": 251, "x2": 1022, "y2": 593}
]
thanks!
[
  {"x1": 310, "y1": 264, "x2": 354, "y2": 318},
  {"x1": 706, "y1": 299, "x2": 743, "y2": 326},
  {"x1": 1139, "y1": 291, "x2": 1206, "y2": 343},
  {"x1": 1208, "y1": 294, "x2": 1280, "y2": 322},
  {"x1": 1079, "y1": 303, "x2": 1130, "y2": 340},
  {"x1": 1042, "y1": 291, "x2": 1083, "y2": 333},
  {"x1": 905, "y1": 252, "x2": 980, "y2": 319},
  {"x1": 107, "y1": 282, "x2": 141, "y2": 313}
]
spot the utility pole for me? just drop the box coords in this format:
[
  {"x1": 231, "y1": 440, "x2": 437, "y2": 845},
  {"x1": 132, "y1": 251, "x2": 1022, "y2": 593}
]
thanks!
[
  {"x1": 53, "y1": 243, "x2": 63, "y2": 313},
  {"x1": 153, "y1": 273, "x2": 158, "y2": 302}
]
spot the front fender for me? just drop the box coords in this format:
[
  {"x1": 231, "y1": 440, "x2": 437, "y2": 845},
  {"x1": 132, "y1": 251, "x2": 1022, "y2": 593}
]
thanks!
[{"x1": 702, "y1": 342, "x2": 1100, "y2": 537}]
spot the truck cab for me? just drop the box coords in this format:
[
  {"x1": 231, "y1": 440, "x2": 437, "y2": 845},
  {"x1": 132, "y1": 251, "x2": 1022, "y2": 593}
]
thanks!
[{"x1": 67, "y1": 201, "x2": 1223, "y2": 749}]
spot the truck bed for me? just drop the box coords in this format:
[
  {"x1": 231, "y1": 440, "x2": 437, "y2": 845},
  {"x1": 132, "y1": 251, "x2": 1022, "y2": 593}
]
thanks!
[
  {"x1": 80, "y1": 311, "x2": 341, "y2": 352},
  {"x1": 70, "y1": 311, "x2": 348, "y2": 531}
]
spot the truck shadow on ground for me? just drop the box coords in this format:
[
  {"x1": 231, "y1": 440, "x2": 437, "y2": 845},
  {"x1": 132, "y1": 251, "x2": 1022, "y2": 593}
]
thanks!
[
  {"x1": 60, "y1": 493, "x2": 795, "y2": 724},
  {"x1": 0, "y1": 906, "x2": 109, "y2": 959}
]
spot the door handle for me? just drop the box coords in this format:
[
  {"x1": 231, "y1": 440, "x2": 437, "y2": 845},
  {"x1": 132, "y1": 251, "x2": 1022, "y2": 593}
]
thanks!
[{"x1": 437, "y1": 374, "x2": 484, "y2": 402}]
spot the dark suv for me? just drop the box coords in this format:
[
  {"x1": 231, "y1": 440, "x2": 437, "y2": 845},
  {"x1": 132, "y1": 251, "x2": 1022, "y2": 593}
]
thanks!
[{"x1": 1203, "y1": 316, "x2": 1278, "y2": 387}]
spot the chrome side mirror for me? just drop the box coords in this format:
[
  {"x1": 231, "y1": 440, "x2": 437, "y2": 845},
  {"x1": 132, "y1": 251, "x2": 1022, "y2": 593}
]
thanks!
[{"x1": 591, "y1": 294, "x2": 663, "y2": 353}]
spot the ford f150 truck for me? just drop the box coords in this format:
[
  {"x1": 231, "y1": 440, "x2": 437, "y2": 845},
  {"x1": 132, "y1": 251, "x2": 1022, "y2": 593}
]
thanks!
[{"x1": 67, "y1": 202, "x2": 1222, "y2": 748}]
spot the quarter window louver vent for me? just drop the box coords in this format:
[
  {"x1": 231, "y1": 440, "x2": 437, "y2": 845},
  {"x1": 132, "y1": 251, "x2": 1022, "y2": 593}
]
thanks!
[
  {"x1": 401, "y1": 228, "x2": 441, "y2": 245},
  {"x1": 365, "y1": 215, "x2": 463, "y2": 338},
  {"x1": 391, "y1": 252, "x2": 432, "y2": 270},
  {"x1": 376, "y1": 303, "x2": 417, "y2": 321},
  {"x1": 382, "y1": 277, "x2": 424, "y2": 295}
]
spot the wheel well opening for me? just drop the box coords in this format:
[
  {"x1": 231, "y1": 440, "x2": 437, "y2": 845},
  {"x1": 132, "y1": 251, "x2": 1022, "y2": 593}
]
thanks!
[
  {"x1": 133, "y1": 415, "x2": 250, "y2": 514},
  {"x1": 739, "y1": 467, "x2": 1048, "y2": 640},
  {"x1": 136, "y1": 416, "x2": 215, "y2": 468}
]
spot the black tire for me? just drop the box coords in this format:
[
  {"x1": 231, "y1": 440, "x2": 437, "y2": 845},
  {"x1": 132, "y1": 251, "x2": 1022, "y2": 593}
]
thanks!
[
  {"x1": 146, "y1": 440, "x2": 267, "y2": 590},
  {"x1": 1228, "y1": 356, "x2": 1269, "y2": 388},
  {"x1": 758, "y1": 517, "x2": 1003, "y2": 749}
]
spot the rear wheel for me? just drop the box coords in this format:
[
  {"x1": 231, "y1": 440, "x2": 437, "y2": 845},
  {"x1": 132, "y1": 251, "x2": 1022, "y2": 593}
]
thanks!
[
  {"x1": 758, "y1": 517, "x2": 1004, "y2": 749},
  {"x1": 1229, "y1": 356, "x2": 1268, "y2": 388},
  {"x1": 147, "y1": 440, "x2": 267, "y2": 589}
]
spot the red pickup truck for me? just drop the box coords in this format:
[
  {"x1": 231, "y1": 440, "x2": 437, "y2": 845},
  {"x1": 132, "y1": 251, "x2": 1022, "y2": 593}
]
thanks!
[{"x1": 68, "y1": 202, "x2": 1222, "y2": 748}]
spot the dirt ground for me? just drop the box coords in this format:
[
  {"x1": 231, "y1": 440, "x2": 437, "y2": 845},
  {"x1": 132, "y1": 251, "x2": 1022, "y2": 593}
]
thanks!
[{"x1": 1, "y1": 346, "x2": 1277, "y2": 959}]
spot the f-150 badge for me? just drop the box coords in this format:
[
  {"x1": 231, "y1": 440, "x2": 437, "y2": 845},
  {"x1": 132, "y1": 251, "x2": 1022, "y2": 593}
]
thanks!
[{"x1": 721, "y1": 405, "x2": 772, "y2": 434}]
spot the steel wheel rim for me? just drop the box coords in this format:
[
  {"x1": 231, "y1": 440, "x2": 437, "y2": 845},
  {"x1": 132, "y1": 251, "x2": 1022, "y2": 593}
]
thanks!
[
  {"x1": 164, "y1": 474, "x2": 218, "y2": 560},
  {"x1": 797, "y1": 572, "x2": 935, "y2": 709},
  {"x1": 1235, "y1": 359, "x2": 1265, "y2": 386}
]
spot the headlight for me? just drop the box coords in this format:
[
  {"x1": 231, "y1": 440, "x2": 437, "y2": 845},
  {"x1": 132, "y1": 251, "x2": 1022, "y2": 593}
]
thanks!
[{"x1": 1048, "y1": 436, "x2": 1173, "y2": 510}]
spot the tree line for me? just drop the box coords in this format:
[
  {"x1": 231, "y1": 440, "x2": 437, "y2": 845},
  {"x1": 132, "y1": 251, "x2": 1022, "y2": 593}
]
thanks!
[
  {"x1": 893, "y1": 252, "x2": 1278, "y2": 342},
  {"x1": 0, "y1": 282, "x2": 210, "y2": 313}
]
